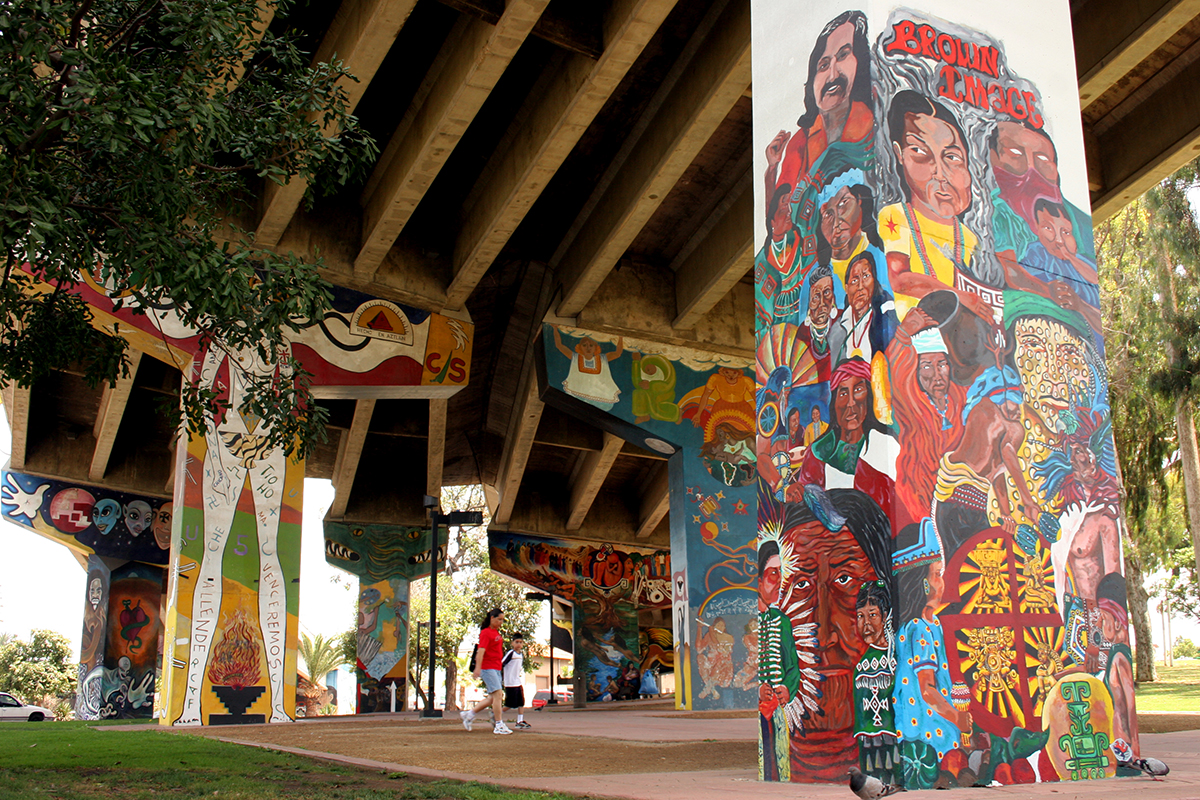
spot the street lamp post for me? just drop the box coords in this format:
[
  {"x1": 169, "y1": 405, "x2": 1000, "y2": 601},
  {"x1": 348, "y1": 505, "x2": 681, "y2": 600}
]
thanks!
[
  {"x1": 422, "y1": 496, "x2": 483, "y2": 719},
  {"x1": 525, "y1": 591, "x2": 554, "y2": 704}
]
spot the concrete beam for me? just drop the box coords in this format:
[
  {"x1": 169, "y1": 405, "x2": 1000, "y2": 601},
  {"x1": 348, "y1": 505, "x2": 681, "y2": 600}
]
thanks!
[
  {"x1": 566, "y1": 432, "x2": 623, "y2": 530},
  {"x1": 328, "y1": 398, "x2": 376, "y2": 519},
  {"x1": 2, "y1": 382, "x2": 30, "y2": 470},
  {"x1": 1075, "y1": 0, "x2": 1200, "y2": 108},
  {"x1": 256, "y1": 0, "x2": 420, "y2": 246},
  {"x1": 89, "y1": 351, "x2": 143, "y2": 482},
  {"x1": 427, "y1": 398, "x2": 447, "y2": 499},
  {"x1": 444, "y1": 0, "x2": 681, "y2": 309},
  {"x1": 436, "y1": 0, "x2": 603, "y2": 59},
  {"x1": 636, "y1": 461, "x2": 669, "y2": 538},
  {"x1": 498, "y1": 483, "x2": 668, "y2": 548},
  {"x1": 554, "y1": 0, "x2": 752, "y2": 317},
  {"x1": 1089, "y1": 43, "x2": 1200, "y2": 221},
  {"x1": 493, "y1": 361, "x2": 545, "y2": 525},
  {"x1": 672, "y1": 182, "x2": 753, "y2": 330},
  {"x1": 575, "y1": 261, "x2": 755, "y2": 358},
  {"x1": 354, "y1": 0, "x2": 551, "y2": 280}
]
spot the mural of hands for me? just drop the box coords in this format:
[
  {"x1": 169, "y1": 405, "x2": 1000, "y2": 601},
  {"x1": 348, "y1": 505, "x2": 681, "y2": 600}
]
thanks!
[{"x1": 1, "y1": 473, "x2": 48, "y2": 521}]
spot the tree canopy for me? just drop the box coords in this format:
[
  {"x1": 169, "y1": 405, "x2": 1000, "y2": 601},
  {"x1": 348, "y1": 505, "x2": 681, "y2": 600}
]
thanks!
[
  {"x1": 0, "y1": 0, "x2": 375, "y2": 455},
  {"x1": 0, "y1": 629, "x2": 76, "y2": 700}
]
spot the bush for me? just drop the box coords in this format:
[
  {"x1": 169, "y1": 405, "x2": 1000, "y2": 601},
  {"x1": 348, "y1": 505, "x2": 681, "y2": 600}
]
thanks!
[{"x1": 1173, "y1": 636, "x2": 1198, "y2": 659}]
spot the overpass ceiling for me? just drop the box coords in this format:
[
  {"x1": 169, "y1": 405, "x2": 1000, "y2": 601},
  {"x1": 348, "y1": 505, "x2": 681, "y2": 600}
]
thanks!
[{"x1": 11, "y1": 0, "x2": 1200, "y2": 545}]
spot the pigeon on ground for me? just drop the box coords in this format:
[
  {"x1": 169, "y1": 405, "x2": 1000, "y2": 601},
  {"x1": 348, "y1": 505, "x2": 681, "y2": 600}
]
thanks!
[
  {"x1": 848, "y1": 767, "x2": 905, "y2": 798},
  {"x1": 1128, "y1": 757, "x2": 1170, "y2": 778}
]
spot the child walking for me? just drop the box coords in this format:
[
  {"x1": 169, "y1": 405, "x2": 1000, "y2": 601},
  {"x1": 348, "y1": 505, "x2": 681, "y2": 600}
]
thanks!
[{"x1": 502, "y1": 633, "x2": 530, "y2": 729}]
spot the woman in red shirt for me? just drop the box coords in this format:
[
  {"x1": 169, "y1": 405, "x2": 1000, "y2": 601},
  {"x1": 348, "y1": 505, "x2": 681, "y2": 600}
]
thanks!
[{"x1": 461, "y1": 608, "x2": 511, "y2": 734}]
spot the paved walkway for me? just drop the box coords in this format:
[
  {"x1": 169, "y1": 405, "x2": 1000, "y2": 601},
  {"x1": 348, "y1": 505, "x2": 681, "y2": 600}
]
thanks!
[{"x1": 166, "y1": 705, "x2": 1200, "y2": 800}]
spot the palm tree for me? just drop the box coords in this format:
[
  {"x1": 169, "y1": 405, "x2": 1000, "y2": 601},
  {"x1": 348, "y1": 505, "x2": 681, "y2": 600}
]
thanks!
[{"x1": 298, "y1": 633, "x2": 348, "y2": 716}]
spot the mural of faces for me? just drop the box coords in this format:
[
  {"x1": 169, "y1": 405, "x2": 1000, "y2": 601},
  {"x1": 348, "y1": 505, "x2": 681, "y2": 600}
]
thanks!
[
  {"x1": 153, "y1": 502, "x2": 173, "y2": 551},
  {"x1": 124, "y1": 500, "x2": 152, "y2": 537},
  {"x1": 754, "y1": 3, "x2": 1131, "y2": 790},
  {"x1": 93, "y1": 499, "x2": 121, "y2": 536}
]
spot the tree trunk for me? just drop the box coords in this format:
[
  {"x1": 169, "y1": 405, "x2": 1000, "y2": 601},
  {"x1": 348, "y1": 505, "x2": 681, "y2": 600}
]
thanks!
[
  {"x1": 1113, "y1": 449, "x2": 1156, "y2": 682},
  {"x1": 1123, "y1": 544, "x2": 1157, "y2": 683},
  {"x1": 409, "y1": 669, "x2": 427, "y2": 708},
  {"x1": 444, "y1": 660, "x2": 459, "y2": 712},
  {"x1": 1176, "y1": 397, "x2": 1200, "y2": 574}
]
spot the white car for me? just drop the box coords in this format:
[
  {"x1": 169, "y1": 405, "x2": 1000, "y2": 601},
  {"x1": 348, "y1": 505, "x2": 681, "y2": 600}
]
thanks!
[{"x1": 0, "y1": 693, "x2": 55, "y2": 721}]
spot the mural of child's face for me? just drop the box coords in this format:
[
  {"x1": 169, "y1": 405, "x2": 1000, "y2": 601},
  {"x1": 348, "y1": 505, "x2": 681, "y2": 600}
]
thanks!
[
  {"x1": 897, "y1": 111, "x2": 971, "y2": 221},
  {"x1": 576, "y1": 338, "x2": 600, "y2": 359},
  {"x1": 925, "y1": 560, "x2": 945, "y2": 609},
  {"x1": 1035, "y1": 207, "x2": 1077, "y2": 260},
  {"x1": 758, "y1": 553, "x2": 782, "y2": 606},
  {"x1": 855, "y1": 601, "x2": 885, "y2": 649}
]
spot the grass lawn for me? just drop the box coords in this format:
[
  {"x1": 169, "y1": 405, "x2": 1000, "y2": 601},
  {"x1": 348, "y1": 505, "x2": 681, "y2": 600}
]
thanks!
[
  {"x1": 0, "y1": 721, "x2": 580, "y2": 800},
  {"x1": 1135, "y1": 660, "x2": 1200, "y2": 713}
]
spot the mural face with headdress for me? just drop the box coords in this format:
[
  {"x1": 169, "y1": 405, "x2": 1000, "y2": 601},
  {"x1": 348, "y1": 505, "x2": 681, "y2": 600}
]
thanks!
[{"x1": 753, "y1": 0, "x2": 1136, "y2": 789}]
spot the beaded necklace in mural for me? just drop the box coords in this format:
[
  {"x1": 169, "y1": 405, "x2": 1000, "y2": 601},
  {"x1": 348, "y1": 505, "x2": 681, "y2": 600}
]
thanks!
[
  {"x1": 768, "y1": 232, "x2": 797, "y2": 274},
  {"x1": 902, "y1": 203, "x2": 963, "y2": 277}
]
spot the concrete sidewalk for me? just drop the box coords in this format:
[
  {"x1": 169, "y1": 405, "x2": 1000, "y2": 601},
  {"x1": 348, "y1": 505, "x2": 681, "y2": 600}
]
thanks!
[{"x1": 188, "y1": 706, "x2": 1200, "y2": 800}]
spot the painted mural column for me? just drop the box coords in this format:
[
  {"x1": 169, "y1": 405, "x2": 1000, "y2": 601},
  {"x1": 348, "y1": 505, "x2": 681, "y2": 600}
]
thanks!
[
  {"x1": 538, "y1": 327, "x2": 758, "y2": 710},
  {"x1": 751, "y1": 0, "x2": 1137, "y2": 788},
  {"x1": 321, "y1": 521, "x2": 445, "y2": 714},
  {"x1": 160, "y1": 343, "x2": 305, "y2": 726},
  {"x1": 0, "y1": 471, "x2": 171, "y2": 720}
]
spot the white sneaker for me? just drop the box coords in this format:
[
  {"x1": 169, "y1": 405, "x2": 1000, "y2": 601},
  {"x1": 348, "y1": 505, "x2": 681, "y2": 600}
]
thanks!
[
  {"x1": 460, "y1": 710, "x2": 475, "y2": 731},
  {"x1": 493, "y1": 722, "x2": 513, "y2": 735}
]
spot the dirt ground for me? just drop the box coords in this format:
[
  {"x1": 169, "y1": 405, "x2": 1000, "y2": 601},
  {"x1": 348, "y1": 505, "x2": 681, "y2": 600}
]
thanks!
[
  {"x1": 184, "y1": 718, "x2": 757, "y2": 779},
  {"x1": 179, "y1": 711, "x2": 1196, "y2": 780}
]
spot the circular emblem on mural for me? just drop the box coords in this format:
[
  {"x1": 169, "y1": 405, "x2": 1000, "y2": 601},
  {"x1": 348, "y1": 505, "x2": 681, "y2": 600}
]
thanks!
[
  {"x1": 48, "y1": 487, "x2": 96, "y2": 534},
  {"x1": 350, "y1": 300, "x2": 414, "y2": 345},
  {"x1": 643, "y1": 437, "x2": 675, "y2": 454}
]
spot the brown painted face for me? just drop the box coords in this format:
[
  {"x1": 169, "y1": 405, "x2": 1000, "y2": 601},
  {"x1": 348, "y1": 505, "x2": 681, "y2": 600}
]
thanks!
[
  {"x1": 896, "y1": 111, "x2": 971, "y2": 222},
  {"x1": 772, "y1": 191, "x2": 793, "y2": 236},
  {"x1": 813, "y1": 23, "x2": 858, "y2": 116},
  {"x1": 782, "y1": 519, "x2": 876, "y2": 730},
  {"x1": 808, "y1": 276, "x2": 835, "y2": 327},
  {"x1": 1035, "y1": 207, "x2": 1077, "y2": 260},
  {"x1": 758, "y1": 553, "x2": 782, "y2": 607},
  {"x1": 856, "y1": 601, "x2": 886, "y2": 650},
  {"x1": 719, "y1": 367, "x2": 741, "y2": 384},
  {"x1": 916, "y1": 352, "x2": 950, "y2": 407},
  {"x1": 819, "y1": 186, "x2": 863, "y2": 256},
  {"x1": 845, "y1": 256, "x2": 875, "y2": 317},
  {"x1": 833, "y1": 374, "x2": 869, "y2": 438},
  {"x1": 925, "y1": 560, "x2": 945, "y2": 612},
  {"x1": 576, "y1": 338, "x2": 600, "y2": 359},
  {"x1": 1070, "y1": 443, "x2": 1098, "y2": 487}
]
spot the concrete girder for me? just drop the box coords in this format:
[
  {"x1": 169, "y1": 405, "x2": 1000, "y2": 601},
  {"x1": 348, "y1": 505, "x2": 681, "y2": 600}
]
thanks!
[
  {"x1": 635, "y1": 461, "x2": 670, "y2": 539},
  {"x1": 671, "y1": 180, "x2": 753, "y2": 330},
  {"x1": 492, "y1": 358, "x2": 545, "y2": 525},
  {"x1": 566, "y1": 431, "x2": 624, "y2": 530},
  {"x1": 444, "y1": 0, "x2": 682, "y2": 310},
  {"x1": 255, "y1": 0, "x2": 420, "y2": 247},
  {"x1": 427, "y1": 398, "x2": 448, "y2": 500},
  {"x1": 1075, "y1": 0, "x2": 1200, "y2": 109},
  {"x1": 354, "y1": 0, "x2": 552, "y2": 281},
  {"x1": 1089, "y1": 41, "x2": 1200, "y2": 220},
  {"x1": 553, "y1": 0, "x2": 752, "y2": 317},
  {"x1": 328, "y1": 398, "x2": 376, "y2": 519},
  {"x1": 89, "y1": 351, "x2": 142, "y2": 482},
  {"x1": 2, "y1": 382, "x2": 31, "y2": 470}
]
